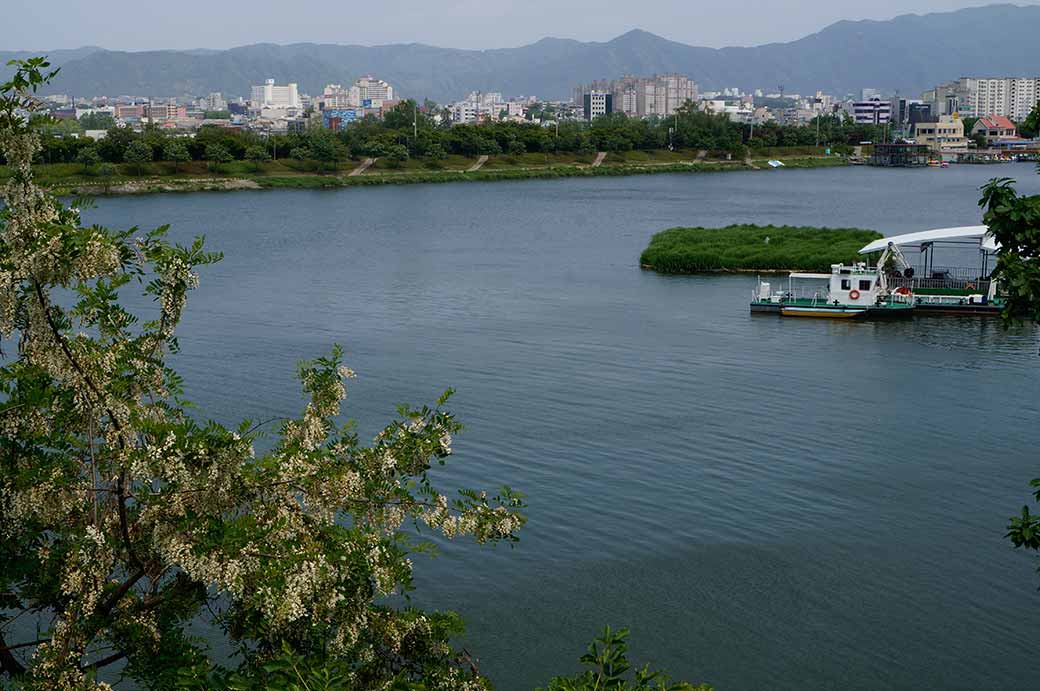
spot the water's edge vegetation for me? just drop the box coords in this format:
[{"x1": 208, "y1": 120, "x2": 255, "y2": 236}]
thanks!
[{"x1": 640, "y1": 224, "x2": 883, "y2": 273}]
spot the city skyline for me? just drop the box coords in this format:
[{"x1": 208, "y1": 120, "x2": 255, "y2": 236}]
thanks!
[{"x1": 5, "y1": 0, "x2": 1033, "y2": 52}]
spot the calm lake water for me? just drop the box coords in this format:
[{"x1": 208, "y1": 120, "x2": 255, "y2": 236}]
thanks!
[{"x1": 84, "y1": 164, "x2": 1040, "y2": 690}]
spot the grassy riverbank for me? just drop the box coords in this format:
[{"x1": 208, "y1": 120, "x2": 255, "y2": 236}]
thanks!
[
  {"x1": 640, "y1": 224, "x2": 883, "y2": 273},
  {"x1": 3, "y1": 149, "x2": 848, "y2": 196}
]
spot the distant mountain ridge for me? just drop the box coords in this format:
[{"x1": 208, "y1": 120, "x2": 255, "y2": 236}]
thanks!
[{"x1": 4, "y1": 4, "x2": 1040, "y2": 102}]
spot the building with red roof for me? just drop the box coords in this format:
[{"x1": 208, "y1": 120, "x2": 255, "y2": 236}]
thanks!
[{"x1": 971, "y1": 115, "x2": 1017, "y2": 142}]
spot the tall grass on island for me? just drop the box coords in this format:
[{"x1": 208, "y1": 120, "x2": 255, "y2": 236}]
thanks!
[{"x1": 640, "y1": 224, "x2": 883, "y2": 273}]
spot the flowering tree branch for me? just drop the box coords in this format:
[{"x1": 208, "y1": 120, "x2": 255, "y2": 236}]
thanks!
[{"x1": 0, "y1": 58, "x2": 525, "y2": 691}]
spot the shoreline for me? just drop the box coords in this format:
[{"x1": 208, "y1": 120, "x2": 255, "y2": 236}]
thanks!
[{"x1": 38, "y1": 155, "x2": 848, "y2": 196}]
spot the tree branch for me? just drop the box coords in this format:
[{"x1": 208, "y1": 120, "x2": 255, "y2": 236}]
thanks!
[
  {"x1": 0, "y1": 637, "x2": 49, "y2": 653},
  {"x1": 81, "y1": 649, "x2": 126, "y2": 672},
  {"x1": 95, "y1": 566, "x2": 146, "y2": 619},
  {"x1": 0, "y1": 631, "x2": 29, "y2": 676}
]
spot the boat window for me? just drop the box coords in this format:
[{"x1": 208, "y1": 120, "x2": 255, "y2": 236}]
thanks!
[
  {"x1": 841, "y1": 279, "x2": 851, "y2": 290},
  {"x1": 859, "y1": 279, "x2": 872, "y2": 290}
]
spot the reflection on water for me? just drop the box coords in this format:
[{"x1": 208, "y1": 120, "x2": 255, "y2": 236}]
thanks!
[{"x1": 83, "y1": 165, "x2": 1040, "y2": 691}]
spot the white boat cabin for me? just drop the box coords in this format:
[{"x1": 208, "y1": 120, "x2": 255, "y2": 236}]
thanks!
[
  {"x1": 759, "y1": 263, "x2": 881, "y2": 305},
  {"x1": 825, "y1": 263, "x2": 881, "y2": 305}
]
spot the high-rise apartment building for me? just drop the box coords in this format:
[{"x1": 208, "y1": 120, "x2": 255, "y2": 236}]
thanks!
[
  {"x1": 321, "y1": 84, "x2": 354, "y2": 109},
  {"x1": 924, "y1": 77, "x2": 1040, "y2": 121},
  {"x1": 321, "y1": 77, "x2": 395, "y2": 110},
  {"x1": 204, "y1": 92, "x2": 227, "y2": 112},
  {"x1": 970, "y1": 78, "x2": 1040, "y2": 121},
  {"x1": 574, "y1": 75, "x2": 697, "y2": 118},
  {"x1": 352, "y1": 76, "x2": 394, "y2": 108},
  {"x1": 250, "y1": 79, "x2": 301, "y2": 110}
]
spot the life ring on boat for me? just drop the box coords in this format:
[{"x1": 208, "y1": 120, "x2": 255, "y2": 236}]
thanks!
[
  {"x1": 849, "y1": 289, "x2": 860, "y2": 300},
  {"x1": 895, "y1": 286, "x2": 911, "y2": 296},
  {"x1": 966, "y1": 282, "x2": 975, "y2": 290}
]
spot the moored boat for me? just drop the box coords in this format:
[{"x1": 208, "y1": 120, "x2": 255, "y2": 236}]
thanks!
[{"x1": 750, "y1": 262, "x2": 915, "y2": 319}]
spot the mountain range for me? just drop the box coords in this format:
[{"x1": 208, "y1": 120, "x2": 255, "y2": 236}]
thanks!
[{"x1": 4, "y1": 3, "x2": 1040, "y2": 102}]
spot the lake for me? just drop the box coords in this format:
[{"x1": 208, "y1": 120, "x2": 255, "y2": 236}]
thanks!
[{"x1": 84, "y1": 163, "x2": 1040, "y2": 690}]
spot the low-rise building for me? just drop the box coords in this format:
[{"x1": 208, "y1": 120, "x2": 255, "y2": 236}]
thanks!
[
  {"x1": 146, "y1": 102, "x2": 188, "y2": 122},
  {"x1": 971, "y1": 114, "x2": 1017, "y2": 143},
  {"x1": 913, "y1": 115, "x2": 968, "y2": 154}
]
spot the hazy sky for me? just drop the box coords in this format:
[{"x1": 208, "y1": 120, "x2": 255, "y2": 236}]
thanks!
[{"x1": 5, "y1": 1, "x2": 1034, "y2": 51}]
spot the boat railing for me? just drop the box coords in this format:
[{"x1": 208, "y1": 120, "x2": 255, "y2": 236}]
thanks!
[
  {"x1": 887, "y1": 272, "x2": 991, "y2": 294},
  {"x1": 914, "y1": 293, "x2": 992, "y2": 306},
  {"x1": 753, "y1": 286, "x2": 830, "y2": 303}
]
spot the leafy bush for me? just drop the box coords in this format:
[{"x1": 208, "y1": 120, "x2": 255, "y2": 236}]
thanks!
[
  {"x1": 538, "y1": 627, "x2": 711, "y2": 691},
  {"x1": 640, "y1": 224, "x2": 882, "y2": 273}
]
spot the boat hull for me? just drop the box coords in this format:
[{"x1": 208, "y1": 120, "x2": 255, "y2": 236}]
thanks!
[
  {"x1": 751, "y1": 300, "x2": 915, "y2": 319},
  {"x1": 780, "y1": 305, "x2": 867, "y2": 319}
]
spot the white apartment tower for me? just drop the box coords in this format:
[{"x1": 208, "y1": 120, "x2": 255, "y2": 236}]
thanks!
[
  {"x1": 351, "y1": 76, "x2": 394, "y2": 108},
  {"x1": 250, "y1": 79, "x2": 301, "y2": 110},
  {"x1": 321, "y1": 84, "x2": 354, "y2": 109},
  {"x1": 970, "y1": 78, "x2": 1040, "y2": 121}
]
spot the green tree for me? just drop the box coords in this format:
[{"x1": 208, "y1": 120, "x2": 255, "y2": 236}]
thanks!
[
  {"x1": 538, "y1": 627, "x2": 711, "y2": 691},
  {"x1": 164, "y1": 139, "x2": 191, "y2": 172},
  {"x1": 78, "y1": 112, "x2": 116, "y2": 130},
  {"x1": 74, "y1": 144, "x2": 101, "y2": 172},
  {"x1": 205, "y1": 142, "x2": 233, "y2": 172},
  {"x1": 1, "y1": 57, "x2": 524, "y2": 691},
  {"x1": 307, "y1": 132, "x2": 345, "y2": 173},
  {"x1": 978, "y1": 172, "x2": 1040, "y2": 575},
  {"x1": 97, "y1": 125, "x2": 137, "y2": 162},
  {"x1": 123, "y1": 138, "x2": 153, "y2": 174},
  {"x1": 383, "y1": 99, "x2": 426, "y2": 132},
  {"x1": 386, "y1": 143, "x2": 409, "y2": 163},
  {"x1": 1019, "y1": 102, "x2": 1040, "y2": 139},
  {"x1": 244, "y1": 145, "x2": 272, "y2": 171}
]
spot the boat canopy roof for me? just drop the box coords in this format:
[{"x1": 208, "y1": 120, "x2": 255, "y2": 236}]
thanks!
[
  {"x1": 788, "y1": 273, "x2": 832, "y2": 279},
  {"x1": 858, "y1": 225, "x2": 998, "y2": 254}
]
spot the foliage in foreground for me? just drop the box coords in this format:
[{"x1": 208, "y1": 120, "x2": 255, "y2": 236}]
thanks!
[
  {"x1": 639, "y1": 224, "x2": 882, "y2": 273},
  {"x1": 537, "y1": 628, "x2": 711, "y2": 691},
  {"x1": 0, "y1": 58, "x2": 525, "y2": 690},
  {"x1": 979, "y1": 172, "x2": 1040, "y2": 574}
]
